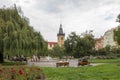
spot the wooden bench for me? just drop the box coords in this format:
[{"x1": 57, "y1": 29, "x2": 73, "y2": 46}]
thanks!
[
  {"x1": 78, "y1": 59, "x2": 90, "y2": 66},
  {"x1": 56, "y1": 61, "x2": 69, "y2": 67}
]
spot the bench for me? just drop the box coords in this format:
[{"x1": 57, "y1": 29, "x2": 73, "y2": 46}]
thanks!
[
  {"x1": 78, "y1": 59, "x2": 90, "y2": 66},
  {"x1": 56, "y1": 61, "x2": 69, "y2": 67}
]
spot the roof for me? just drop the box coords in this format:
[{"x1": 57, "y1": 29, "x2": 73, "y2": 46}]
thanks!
[{"x1": 57, "y1": 24, "x2": 65, "y2": 36}]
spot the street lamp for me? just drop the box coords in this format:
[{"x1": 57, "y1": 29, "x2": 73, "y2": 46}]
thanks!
[{"x1": 69, "y1": 42, "x2": 72, "y2": 56}]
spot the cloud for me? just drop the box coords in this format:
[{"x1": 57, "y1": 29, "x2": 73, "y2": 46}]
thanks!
[
  {"x1": 0, "y1": 0, "x2": 120, "y2": 41},
  {"x1": 0, "y1": 0, "x2": 14, "y2": 7}
]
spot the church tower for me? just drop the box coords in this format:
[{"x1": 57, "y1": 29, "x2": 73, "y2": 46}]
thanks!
[{"x1": 57, "y1": 24, "x2": 65, "y2": 47}]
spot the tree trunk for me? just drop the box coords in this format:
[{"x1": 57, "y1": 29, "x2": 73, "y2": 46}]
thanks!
[
  {"x1": 0, "y1": 39, "x2": 4, "y2": 63},
  {"x1": 0, "y1": 52, "x2": 3, "y2": 63}
]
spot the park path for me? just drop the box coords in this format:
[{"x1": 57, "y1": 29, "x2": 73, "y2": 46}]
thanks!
[{"x1": 27, "y1": 58, "x2": 104, "y2": 67}]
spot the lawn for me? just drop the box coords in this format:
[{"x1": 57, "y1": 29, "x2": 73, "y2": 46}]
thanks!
[
  {"x1": 1, "y1": 59, "x2": 120, "y2": 80},
  {"x1": 91, "y1": 58, "x2": 120, "y2": 63},
  {"x1": 42, "y1": 63, "x2": 120, "y2": 80}
]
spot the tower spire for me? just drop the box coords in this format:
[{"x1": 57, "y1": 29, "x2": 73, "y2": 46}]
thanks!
[{"x1": 57, "y1": 24, "x2": 65, "y2": 36}]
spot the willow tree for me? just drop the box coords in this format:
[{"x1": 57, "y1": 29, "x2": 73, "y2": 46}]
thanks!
[
  {"x1": 0, "y1": 38, "x2": 4, "y2": 63},
  {"x1": 0, "y1": 5, "x2": 47, "y2": 58},
  {"x1": 0, "y1": 18, "x2": 5, "y2": 63}
]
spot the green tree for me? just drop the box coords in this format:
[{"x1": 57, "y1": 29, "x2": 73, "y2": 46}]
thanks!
[
  {"x1": 64, "y1": 31, "x2": 95, "y2": 58},
  {"x1": 114, "y1": 14, "x2": 120, "y2": 46},
  {"x1": 51, "y1": 45, "x2": 65, "y2": 59},
  {"x1": 0, "y1": 18, "x2": 5, "y2": 63},
  {"x1": 116, "y1": 14, "x2": 120, "y2": 23},
  {"x1": 114, "y1": 26, "x2": 120, "y2": 46},
  {"x1": 0, "y1": 5, "x2": 47, "y2": 59},
  {"x1": 0, "y1": 37, "x2": 4, "y2": 63},
  {"x1": 64, "y1": 32, "x2": 79, "y2": 56}
]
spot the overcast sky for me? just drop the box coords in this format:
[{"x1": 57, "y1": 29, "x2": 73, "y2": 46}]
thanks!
[{"x1": 0, "y1": 0, "x2": 120, "y2": 42}]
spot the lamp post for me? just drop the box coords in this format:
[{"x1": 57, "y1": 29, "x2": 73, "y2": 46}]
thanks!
[{"x1": 69, "y1": 42, "x2": 72, "y2": 56}]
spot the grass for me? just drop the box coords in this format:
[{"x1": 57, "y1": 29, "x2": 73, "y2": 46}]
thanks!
[
  {"x1": 90, "y1": 58, "x2": 120, "y2": 63},
  {"x1": 1, "y1": 59, "x2": 120, "y2": 80},
  {"x1": 42, "y1": 63, "x2": 120, "y2": 80},
  {"x1": 1, "y1": 61, "x2": 27, "y2": 66}
]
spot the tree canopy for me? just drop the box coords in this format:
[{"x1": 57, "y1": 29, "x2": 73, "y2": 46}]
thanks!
[
  {"x1": 114, "y1": 14, "x2": 120, "y2": 47},
  {"x1": 64, "y1": 31, "x2": 95, "y2": 58},
  {"x1": 116, "y1": 14, "x2": 120, "y2": 23},
  {"x1": 114, "y1": 26, "x2": 120, "y2": 46},
  {"x1": 0, "y1": 5, "x2": 47, "y2": 58}
]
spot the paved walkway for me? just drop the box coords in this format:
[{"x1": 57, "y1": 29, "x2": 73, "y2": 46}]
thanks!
[{"x1": 27, "y1": 58, "x2": 104, "y2": 67}]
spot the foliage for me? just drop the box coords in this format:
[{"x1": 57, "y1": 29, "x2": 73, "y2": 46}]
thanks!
[
  {"x1": 96, "y1": 45, "x2": 111, "y2": 56},
  {"x1": 114, "y1": 26, "x2": 120, "y2": 46},
  {"x1": 42, "y1": 63, "x2": 120, "y2": 80},
  {"x1": 0, "y1": 5, "x2": 47, "y2": 58},
  {"x1": 64, "y1": 31, "x2": 95, "y2": 58},
  {"x1": 1, "y1": 61, "x2": 27, "y2": 66},
  {"x1": 96, "y1": 45, "x2": 120, "y2": 57},
  {"x1": 48, "y1": 45, "x2": 65, "y2": 58},
  {"x1": 0, "y1": 66, "x2": 45, "y2": 80},
  {"x1": 114, "y1": 14, "x2": 120, "y2": 46},
  {"x1": 110, "y1": 47, "x2": 120, "y2": 57},
  {"x1": 53, "y1": 45, "x2": 65, "y2": 58},
  {"x1": 64, "y1": 32, "x2": 79, "y2": 56},
  {"x1": 0, "y1": 20, "x2": 4, "y2": 63},
  {"x1": 116, "y1": 14, "x2": 120, "y2": 23}
]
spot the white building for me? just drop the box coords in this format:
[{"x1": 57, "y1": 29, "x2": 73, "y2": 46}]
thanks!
[{"x1": 103, "y1": 27, "x2": 118, "y2": 48}]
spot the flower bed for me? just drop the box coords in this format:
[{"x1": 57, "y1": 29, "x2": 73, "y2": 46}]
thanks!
[{"x1": 0, "y1": 66, "x2": 45, "y2": 80}]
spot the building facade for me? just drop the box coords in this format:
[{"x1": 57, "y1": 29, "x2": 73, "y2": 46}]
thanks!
[
  {"x1": 95, "y1": 27, "x2": 119, "y2": 50},
  {"x1": 47, "y1": 42, "x2": 57, "y2": 49},
  {"x1": 95, "y1": 36, "x2": 104, "y2": 50},
  {"x1": 103, "y1": 27, "x2": 118, "y2": 48}
]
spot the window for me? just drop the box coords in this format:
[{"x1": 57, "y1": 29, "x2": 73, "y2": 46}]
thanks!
[
  {"x1": 50, "y1": 44, "x2": 52, "y2": 47},
  {"x1": 61, "y1": 37, "x2": 63, "y2": 40}
]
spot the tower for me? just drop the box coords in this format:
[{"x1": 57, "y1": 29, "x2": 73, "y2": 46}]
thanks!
[{"x1": 57, "y1": 24, "x2": 65, "y2": 47}]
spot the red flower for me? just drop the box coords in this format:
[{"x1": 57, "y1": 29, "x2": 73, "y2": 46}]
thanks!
[{"x1": 19, "y1": 69, "x2": 24, "y2": 75}]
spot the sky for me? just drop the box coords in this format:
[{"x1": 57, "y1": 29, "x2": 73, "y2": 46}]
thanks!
[{"x1": 0, "y1": 0, "x2": 120, "y2": 42}]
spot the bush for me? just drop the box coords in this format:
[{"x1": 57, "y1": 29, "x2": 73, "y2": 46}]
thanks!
[
  {"x1": 0, "y1": 66, "x2": 45, "y2": 80},
  {"x1": 1, "y1": 62, "x2": 27, "y2": 66}
]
